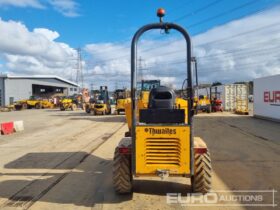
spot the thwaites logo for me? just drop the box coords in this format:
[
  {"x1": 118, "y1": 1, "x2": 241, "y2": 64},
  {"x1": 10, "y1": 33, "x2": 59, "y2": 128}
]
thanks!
[
  {"x1": 264, "y1": 91, "x2": 280, "y2": 105},
  {"x1": 144, "y1": 128, "x2": 177, "y2": 135}
]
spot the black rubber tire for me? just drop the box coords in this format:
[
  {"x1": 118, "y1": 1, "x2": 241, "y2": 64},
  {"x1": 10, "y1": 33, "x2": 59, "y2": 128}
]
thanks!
[
  {"x1": 35, "y1": 103, "x2": 41, "y2": 109},
  {"x1": 86, "y1": 107, "x2": 91, "y2": 114},
  {"x1": 15, "y1": 105, "x2": 22, "y2": 111},
  {"x1": 22, "y1": 103, "x2": 28, "y2": 109},
  {"x1": 71, "y1": 104, "x2": 77, "y2": 111},
  {"x1": 112, "y1": 147, "x2": 132, "y2": 194},
  {"x1": 125, "y1": 131, "x2": 131, "y2": 137},
  {"x1": 207, "y1": 106, "x2": 211, "y2": 113},
  {"x1": 192, "y1": 151, "x2": 212, "y2": 194}
]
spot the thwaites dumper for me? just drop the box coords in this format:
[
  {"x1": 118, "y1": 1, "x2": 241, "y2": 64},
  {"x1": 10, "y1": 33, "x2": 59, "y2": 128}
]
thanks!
[
  {"x1": 92, "y1": 86, "x2": 111, "y2": 115},
  {"x1": 113, "y1": 9, "x2": 212, "y2": 194},
  {"x1": 114, "y1": 89, "x2": 131, "y2": 115}
]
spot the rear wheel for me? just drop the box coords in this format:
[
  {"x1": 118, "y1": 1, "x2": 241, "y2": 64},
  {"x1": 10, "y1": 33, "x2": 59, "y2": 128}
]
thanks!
[
  {"x1": 15, "y1": 105, "x2": 22, "y2": 111},
  {"x1": 35, "y1": 103, "x2": 41, "y2": 109},
  {"x1": 22, "y1": 103, "x2": 28, "y2": 109},
  {"x1": 191, "y1": 151, "x2": 211, "y2": 194},
  {"x1": 113, "y1": 147, "x2": 132, "y2": 194},
  {"x1": 86, "y1": 106, "x2": 91, "y2": 113},
  {"x1": 71, "y1": 104, "x2": 77, "y2": 111}
]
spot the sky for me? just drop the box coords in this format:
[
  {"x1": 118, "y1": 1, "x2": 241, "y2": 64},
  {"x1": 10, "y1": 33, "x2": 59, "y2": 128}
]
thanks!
[{"x1": 0, "y1": 0, "x2": 280, "y2": 89}]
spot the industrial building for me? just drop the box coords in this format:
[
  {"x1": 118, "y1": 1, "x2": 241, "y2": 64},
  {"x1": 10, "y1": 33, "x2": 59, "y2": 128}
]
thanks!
[{"x1": 0, "y1": 75, "x2": 79, "y2": 106}]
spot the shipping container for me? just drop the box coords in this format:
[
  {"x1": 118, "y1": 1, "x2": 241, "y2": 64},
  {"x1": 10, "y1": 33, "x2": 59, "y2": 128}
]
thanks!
[
  {"x1": 196, "y1": 84, "x2": 248, "y2": 111},
  {"x1": 254, "y1": 74, "x2": 280, "y2": 122},
  {"x1": 235, "y1": 84, "x2": 249, "y2": 114}
]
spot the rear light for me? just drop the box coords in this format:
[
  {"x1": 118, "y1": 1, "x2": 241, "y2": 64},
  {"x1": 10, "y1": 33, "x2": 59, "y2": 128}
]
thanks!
[
  {"x1": 118, "y1": 147, "x2": 131, "y2": 154},
  {"x1": 194, "y1": 148, "x2": 208, "y2": 154}
]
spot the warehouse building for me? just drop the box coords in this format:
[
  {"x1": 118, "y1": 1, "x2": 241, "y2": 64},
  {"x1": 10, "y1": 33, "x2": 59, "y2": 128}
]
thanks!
[{"x1": 0, "y1": 75, "x2": 79, "y2": 106}]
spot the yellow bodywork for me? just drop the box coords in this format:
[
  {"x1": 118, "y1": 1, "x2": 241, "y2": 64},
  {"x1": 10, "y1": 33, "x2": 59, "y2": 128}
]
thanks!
[
  {"x1": 124, "y1": 90, "x2": 190, "y2": 176},
  {"x1": 60, "y1": 98, "x2": 73, "y2": 110},
  {"x1": 135, "y1": 125, "x2": 190, "y2": 175},
  {"x1": 116, "y1": 98, "x2": 131, "y2": 112},
  {"x1": 14, "y1": 98, "x2": 42, "y2": 110},
  {"x1": 194, "y1": 95, "x2": 211, "y2": 113},
  {"x1": 198, "y1": 97, "x2": 210, "y2": 107},
  {"x1": 16, "y1": 99, "x2": 40, "y2": 107},
  {"x1": 41, "y1": 100, "x2": 54, "y2": 109},
  {"x1": 93, "y1": 103, "x2": 110, "y2": 115}
]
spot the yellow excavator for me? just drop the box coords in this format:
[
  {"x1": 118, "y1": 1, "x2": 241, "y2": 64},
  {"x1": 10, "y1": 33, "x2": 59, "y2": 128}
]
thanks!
[{"x1": 112, "y1": 8, "x2": 211, "y2": 194}]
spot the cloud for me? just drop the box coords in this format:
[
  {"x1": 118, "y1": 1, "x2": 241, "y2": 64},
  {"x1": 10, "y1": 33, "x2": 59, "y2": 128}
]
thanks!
[
  {"x1": 84, "y1": 6, "x2": 280, "y2": 89},
  {"x1": 0, "y1": 18, "x2": 77, "y2": 79},
  {"x1": 0, "y1": 0, "x2": 44, "y2": 9},
  {"x1": 48, "y1": 0, "x2": 80, "y2": 17},
  {"x1": 33, "y1": 28, "x2": 60, "y2": 40},
  {"x1": 1, "y1": 6, "x2": 280, "y2": 90},
  {"x1": 0, "y1": 0, "x2": 80, "y2": 17}
]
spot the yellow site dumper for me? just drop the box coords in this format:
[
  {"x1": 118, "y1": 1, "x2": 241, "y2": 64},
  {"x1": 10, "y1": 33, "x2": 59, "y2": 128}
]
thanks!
[{"x1": 112, "y1": 8, "x2": 212, "y2": 195}]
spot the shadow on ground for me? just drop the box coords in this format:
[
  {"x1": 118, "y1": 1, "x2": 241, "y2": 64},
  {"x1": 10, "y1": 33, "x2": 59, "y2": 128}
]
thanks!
[{"x1": 0, "y1": 152, "x2": 191, "y2": 208}]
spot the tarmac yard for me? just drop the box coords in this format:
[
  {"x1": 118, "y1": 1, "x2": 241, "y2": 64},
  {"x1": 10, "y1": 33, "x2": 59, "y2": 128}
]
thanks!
[{"x1": 0, "y1": 110, "x2": 279, "y2": 210}]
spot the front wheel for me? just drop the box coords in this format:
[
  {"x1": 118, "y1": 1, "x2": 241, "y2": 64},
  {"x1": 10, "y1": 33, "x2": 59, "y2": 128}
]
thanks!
[
  {"x1": 106, "y1": 109, "x2": 111, "y2": 115},
  {"x1": 112, "y1": 147, "x2": 132, "y2": 194},
  {"x1": 86, "y1": 106, "x2": 91, "y2": 113},
  {"x1": 22, "y1": 103, "x2": 28, "y2": 109},
  {"x1": 71, "y1": 104, "x2": 77, "y2": 111},
  {"x1": 191, "y1": 151, "x2": 212, "y2": 194},
  {"x1": 35, "y1": 103, "x2": 41, "y2": 109}
]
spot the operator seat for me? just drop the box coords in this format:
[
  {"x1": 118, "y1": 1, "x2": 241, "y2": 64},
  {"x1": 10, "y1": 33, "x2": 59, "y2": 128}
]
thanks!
[
  {"x1": 148, "y1": 86, "x2": 176, "y2": 109},
  {"x1": 140, "y1": 86, "x2": 185, "y2": 124}
]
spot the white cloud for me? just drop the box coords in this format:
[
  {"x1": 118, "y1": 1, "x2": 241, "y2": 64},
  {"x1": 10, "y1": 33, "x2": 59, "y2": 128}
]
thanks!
[
  {"x1": 0, "y1": 0, "x2": 44, "y2": 9},
  {"x1": 0, "y1": 0, "x2": 80, "y2": 17},
  {"x1": 33, "y1": 28, "x2": 59, "y2": 41},
  {"x1": 84, "y1": 6, "x2": 280, "y2": 89},
  {"x1": 47, "y1": 0, "x2": 79, "y2": 17},
  {"x1": 0, "y1": 18, "x2": 77, "y2": 79},
  {"x1": 1, "y1": 6, "x2": 280, "y2": 90}
]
